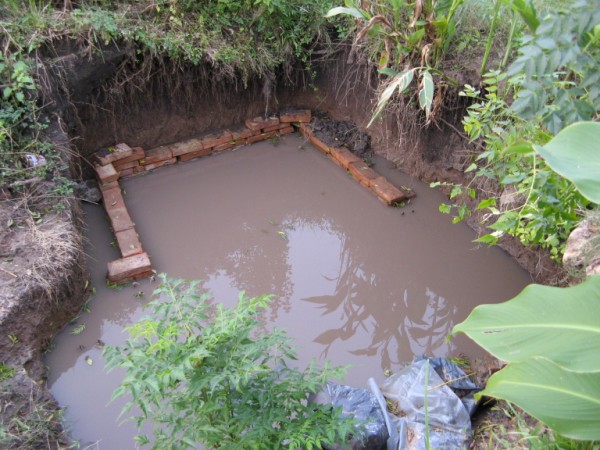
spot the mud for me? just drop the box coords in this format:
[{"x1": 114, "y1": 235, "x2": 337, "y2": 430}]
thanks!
[{"x1": 45, "y1": 134, "x2": 531, "y2": 448}]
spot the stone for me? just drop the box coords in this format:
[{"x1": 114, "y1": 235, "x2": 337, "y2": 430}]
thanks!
[
  {"x1": 141, "y1": 146, "x2": 173, "y2": 165},
  {"x1": 115, "y1": 228, "x2": 143, "y2": 258},
  {"x1": 74, "y1": 180, "x2": 102, "y2": 203},
  {"x1": 563, "y1": 213, "x2": 600, "y2": 275},
  {"x1": 348, "y1": 161, "x2": 379, "y2": 187},
  {"x1": 95, "y1": 143, "x2": 134, "y2": 166},
  {"x1": 370, "y1": 176, "x2": 409, "y2": 206},
  {"x1": 107, "y1": 252, "x2": 151, "y2": 283},
  {"x1": 245, "y1": 116, "x2": 280, "y2": 132},
  {"x1": 95, "y1": 163, "x2": 119, "y2": 184},
  {"x1": 280, "y1": 109, "x2": 311, "y2": 123},
  {"x1": 330, "y1": 147, "x2": 361, "y2": 169},
  {"x1": 171, "y1": 139, "x2": 204, "y2": 157}
]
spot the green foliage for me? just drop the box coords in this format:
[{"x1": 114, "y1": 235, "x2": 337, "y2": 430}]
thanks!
[
  {"x1": 0, "y1": 363, "x2": 15, "y2": 382},
  {"x1": 533, "y1": 122, "x2": 600, "y2": 204},
  {"x1": 507, "y1": 0, "x2": 600, "y2": 134},
  {"x1": 437, "y1": 71, "x2": 590, "y2": 259},
  {"x1": 454, "y1": 276, "x2": 600, "y2": 440},
  {"x1": 104, "y1": 275, "x2": 354, "y2": 450},
  {"x1": 326, "y1": 0, "x2": 464, "y2": 125}
]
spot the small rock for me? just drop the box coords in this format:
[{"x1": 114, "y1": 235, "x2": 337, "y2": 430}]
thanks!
[{"x1": 74, "y1": 180, "x2": 102, "y2": 203}]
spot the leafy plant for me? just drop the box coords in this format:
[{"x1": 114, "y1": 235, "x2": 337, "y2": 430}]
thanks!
[
  {"x1": 454, "y1": 276, "x2": 600, "y2": 440},
  {"x1": 325, "y1": 0, "x2": 464, "y2": 125},
  {"x1": 435, "y1": 71, "x2": 589, "y2": 259},
  {"x1": 507, "y1": 0, "x2": 600, "y2": 134},
  {"x1": 104, "y1": 275, "x2": 354, "y2": 449}
]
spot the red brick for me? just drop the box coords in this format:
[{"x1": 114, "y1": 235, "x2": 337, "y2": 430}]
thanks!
[
  {"x1": 245, "y1": 116, "x2": 280, "y2": 132},
  {"x1": 114, "y1": 160, "x2": 139, "y2": 172},
  {"x1": 348, "y1": 161, "x2": 379, "y2": 187},
  {"x1": 102, "y1": 186, "x2": 126, "y2": 211},
  {"x1": 280, "y1": 109, "x2": 311, "y2": 123},
  {"x1": 201, "y1": 130, "x2": 233, "y2": 149},
  {"x1": 107, "y1": 252, "x2": 151, "y2": 284},
  {"x1": 145, "y1": 158, "x2": 177, "y2": 169},
  {"x1": 330, "y1": 147, "x2": 362, "y2": 169},
  {"x1": 99, "y1": 180, "x2": 119, "y2": 191},
  {"x1": 141, "y1": 146, "x2": 173, "y2": 165},
  {"x1": 299, "y1": 123, "x2": 314, "y2": 140},
  {"x1": 247, "y1": 131, "x2": 278, "y2": 145},
  {"x1": 112, "y1": 146, "x2": 145, "y2": 167},
  {"x1": 229, "y1": 125, "x2": 254, "y2": 141},
  {"x1": 309, "y1": 135, "x2": 331, "y2": 155},
  {"x1": 115, "y1": 228, "x2": 143, "y2": 258},
  {"x1": 95, "y1": 143, "x2": 134, "y2": 166},
  {"x1": 214, "y1": 142, "x2": 235, "y2": 152},
  {"x1": 120, "y1": 168, "x2": 134, "y2": 177},
  {"x1": 263, "y1": 124, "x2": 285, "y2": 133},
  {"x1": 370, "y1": 176, "x2": 409, "y2": 206},
  {"x1": 95, "y1": 163, "x2": 119, "y2": 184},
  {"x1": 233, "y1": 138, "x2": 247, "y2": 145},
  {"x1": 280, "y1": 126, "x2": 295, "y2": 135},
  {"x1": 171, "y1": 139, "x2": 203, "y2": 157},
  {"x1": 107, "y1": 206, "x2": 135, "y2": 232},
  {"x1": 327, "y1": 154, "x2": 345, "y2": 169}
]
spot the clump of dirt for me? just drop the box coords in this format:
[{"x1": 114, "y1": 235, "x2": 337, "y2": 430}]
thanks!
[
  {"x1": 310, "y1": 113, "x2": 372, "y2": 159},
  {"x1": 0, "y1": 123, "x2": 88, "y2": 449}
]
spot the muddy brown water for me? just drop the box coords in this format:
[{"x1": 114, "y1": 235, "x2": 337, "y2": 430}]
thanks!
[{"x1": 45, "y1": 134, "x2": 531, "y2": 448}]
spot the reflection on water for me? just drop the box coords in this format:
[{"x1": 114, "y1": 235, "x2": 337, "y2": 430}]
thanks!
[{"x1": 45, "y1": 134, "x2": 532, "y2": 448}]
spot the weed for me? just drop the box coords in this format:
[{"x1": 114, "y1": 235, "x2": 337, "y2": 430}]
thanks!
[
  {"x1": 7, "y1": 334, "x2": 18, "y2": 344},
  {"x1": 70, "y1": 324, "x2": 86, "y2": 335},
  {"x1": 0, "y1": 364, "x2": 15, "y2": 382}
]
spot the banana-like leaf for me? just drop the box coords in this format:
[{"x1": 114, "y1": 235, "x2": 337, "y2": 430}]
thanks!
[
  {"x1": 418, "y1": 71, "x2": 434, "y2": 120},
  {"x1": 453, "y1": 276, "x2": 600, "y2": 372},
  {"x1": 534, "y1": 122, "x2": 600, "y2": 204},
  {"x1": 367, "y1": 69, "x2": 415, "y2": 127},
  {"x1": 324, "y1": 6, "x2": 366, "y2": 20},
  {"x1": 482, "y1": 358, "x2": 600, "y2": 440}
]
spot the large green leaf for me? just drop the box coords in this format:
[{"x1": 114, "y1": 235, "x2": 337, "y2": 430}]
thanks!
[
  {"x1": 482, "y1": 358, "x2": 600, "y2": 440},
  {"x1": 324, "y1": 6, "x2": 366, "y2": 19},
  {"x1": 367, "y1": 69, "x2": 415, "y2": 127},
  {"x1": 534, "y1": 122, "x2": 600, "y2": 204},
  {"x1": 453, "y1": 276, "x2": 600, "y2": 372}
]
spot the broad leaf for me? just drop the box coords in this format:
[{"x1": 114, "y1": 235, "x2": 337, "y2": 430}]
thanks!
[
  {"x1": 368, "y1": 69, "x2": 415, "y2": 127},
  {"x1": 418, "y1": 71, "x2": 434, "y2": 119},
  {"x1": 482, "y1": 358, "x2": 600, "y2": 440},
  {"x1": 453, "y1": 276, "x2": 600, "y2": 372},
  {"x1": 324, "y1": 7, "x2": 365, "y2": 19},
  {"x1": 534, "y1": 122, "x2": 600, "y2": 204}
]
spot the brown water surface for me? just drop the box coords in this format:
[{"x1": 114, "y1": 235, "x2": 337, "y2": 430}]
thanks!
[{"x1": 45, "y1": 134, "x2": 531, "y2": 448}]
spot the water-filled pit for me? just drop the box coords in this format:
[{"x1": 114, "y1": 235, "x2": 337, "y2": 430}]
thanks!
[{"x1": 45, "y1": 134, "x2": 531, "y2": 448}]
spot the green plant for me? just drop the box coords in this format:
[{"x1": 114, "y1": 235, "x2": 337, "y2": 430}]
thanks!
[
  {"x1": 325, "y1": 0, "x2": 463, "y2": 125},
  {"x1": 104, "y1": 275, "x2": 355, "y2": 449},
  {"x1": 454, "y1": 276, "x2": 600, "y2": 440},
  {"x1": 435, "y1": 71, "x2": 589, "y2": 259},
  {"x1": 452, "y1": 122, "x2": 600, "y2": 442},
  {"x1": 507, "y1": 0, "x2": 600, "y2": 134},
  {"x1": 0, "y1": 363, "x2": 15, "y2": 382}
]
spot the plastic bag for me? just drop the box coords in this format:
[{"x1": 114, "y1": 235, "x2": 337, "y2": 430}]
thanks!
[
  {"x1": 310, "y1": 381, "x2": 389, "y2": 450},
  {"x1": 376, "y1": 359, "x2": 473, "y2": 449}
]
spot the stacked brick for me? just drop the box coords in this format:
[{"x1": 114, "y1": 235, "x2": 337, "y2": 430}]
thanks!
[
  {"x1": 92, "y1": 108, "x2": 414, "y2": 283},
  {"x1": 94, "y1": 144, "x2": 152, "y2": 284},
  {"x1": 298, "y1": 123, "x2": 415, "y2": 206}
]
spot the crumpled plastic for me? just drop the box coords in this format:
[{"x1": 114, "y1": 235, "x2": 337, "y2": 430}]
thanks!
[{"x1": 312, "y1": 357, "x2": 480, "y2": 450}]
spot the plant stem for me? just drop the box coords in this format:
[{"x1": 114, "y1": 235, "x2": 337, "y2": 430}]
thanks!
[
  {"x1": 480, "y1": 0, "x2": 502, "y2": 75},
  {"x1": 500, "y1": 11, "x2": 519, "y2": 70}
]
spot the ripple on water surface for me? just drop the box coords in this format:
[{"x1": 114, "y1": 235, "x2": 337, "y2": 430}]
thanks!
[{"x1": 45, "y1": 134, "x2": 531, "y2": 448}]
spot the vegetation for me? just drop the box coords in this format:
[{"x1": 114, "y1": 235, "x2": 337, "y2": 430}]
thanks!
[{"x1": 104, "y1": 276, "x2": 355, "y2": 450}]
